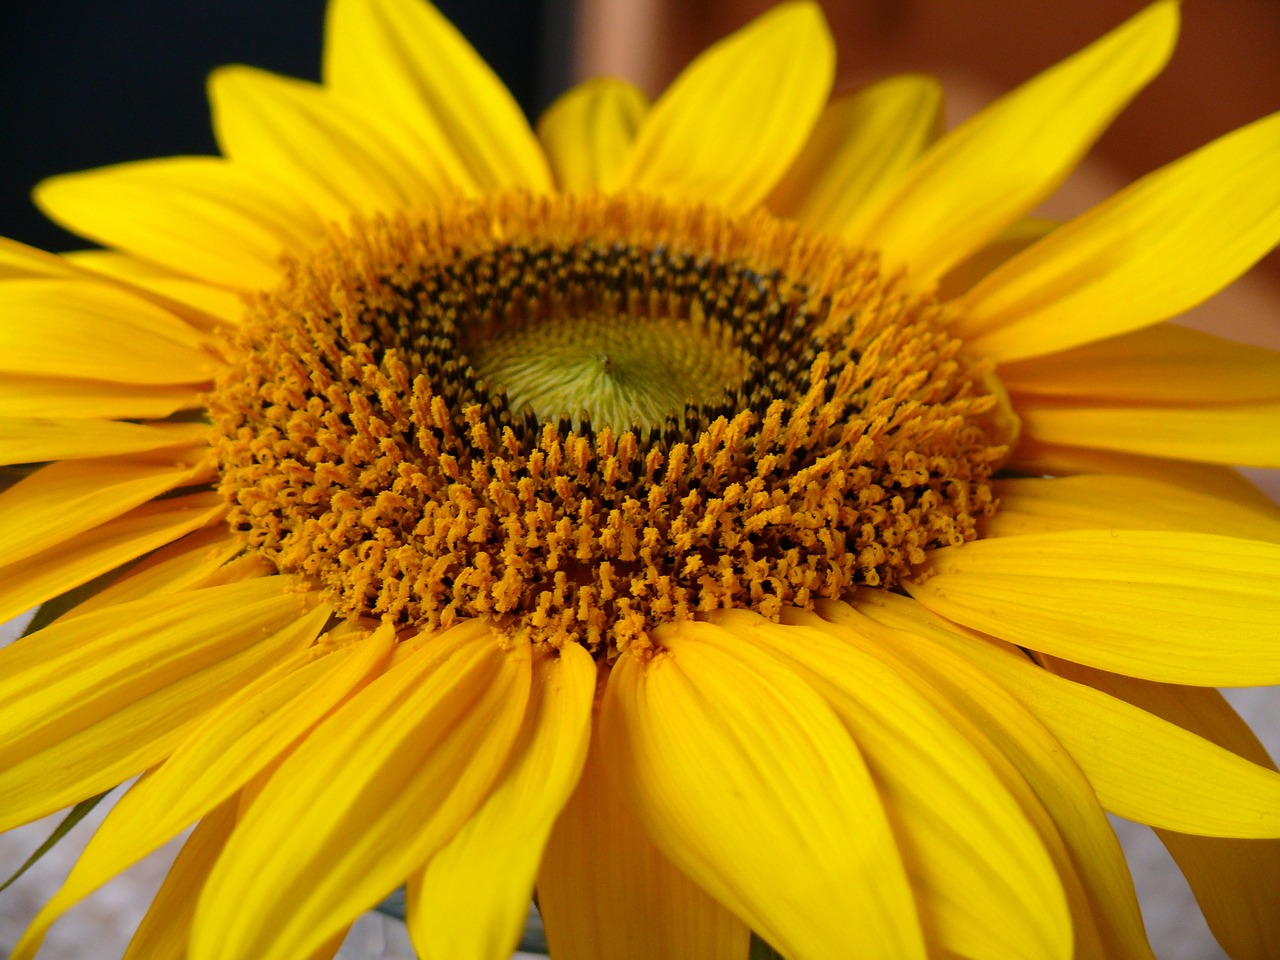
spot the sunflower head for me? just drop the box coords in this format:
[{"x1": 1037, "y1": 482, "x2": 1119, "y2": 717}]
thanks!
[
  {"x1": 210, "y1": 190, "x2": 1015, "y2": 652},
  {"x1": 4, "y1": 2, "x2": 1280, "y2": 960}
]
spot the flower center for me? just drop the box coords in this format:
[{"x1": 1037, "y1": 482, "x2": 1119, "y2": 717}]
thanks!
[
  {"x1": 210, "y1": 192, "x2": 1016, "y2": 655},
  {"x1": 463, "y1": 312, "x2": 746, "y2": 434}
]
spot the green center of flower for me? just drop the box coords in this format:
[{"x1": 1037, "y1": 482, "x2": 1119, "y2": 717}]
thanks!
[
  {"x1": 464, "y1": 313, "x2": 745, "y2": 434},
  {"x1": 209, "y1": 192, "x2": 1016, "y2": 655}
]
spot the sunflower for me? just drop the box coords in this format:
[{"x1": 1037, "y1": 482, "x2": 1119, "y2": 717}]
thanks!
[{"x1": 2, "y1": 0, "x2": 1280, "y2": 957}]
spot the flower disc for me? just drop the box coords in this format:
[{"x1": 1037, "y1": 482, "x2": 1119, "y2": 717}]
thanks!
[{"x1": 211, "y1": 192, "x2": 1017, "y2": 652}]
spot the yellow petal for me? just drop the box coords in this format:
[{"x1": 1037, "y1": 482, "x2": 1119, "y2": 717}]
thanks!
[
  {"x1": 406, "y1": 644, "x2": 595, "y2": 960},
  {"x1": 1018, "y1": 397, "x2": 1280, "y2": 468},
  {"x1": 719, "y1": 609, "x2": 1072, "y2": 960},
  {"x1": 323, "y1": 0, "x2": 550, "y2": 192},
  {"x1": 0, "y1": 452, "x2": 208, "y2": 568},
  {"x1": 962, "y1": 111, "x2": 1280, "y2": 360},
  {"x1": 0, "y1": 236, "x2": 82, "y2": 280},
  {"x1": 68, "y1": 250, "x2": 247, "y2": 327},
  {"x1": 0, "y1": 279, "x2": 218, "y2": 383},
  {"x1": 536, "y1": 78, "x2": 649, "y2": 193},
  {"x1": 601, "y1": 619, "x2": 925, "y2": 960},
  {"x1": 0, "y1": 491, "x2": 223, "y2": 625},
  {"x1": 1004, "y1": 437, "x2": 1280, "y2": 512},
  {"x1": 812, "y1": 600, "x2": 1154, "y2": 960},
  {"x1": 0, "y1": 418, "x2": 210, "y2": 465},
  {"x1": 209, "y1": 66, "x2": 455, "y2": 221},
  {"x1": 537, "y1": 714, "x2": 749, "y2": 960},
  {"x1": 1000, "y1": 323, "x2": 1280, "y2": 403},
  {"x1": 0, "y1": 578, "x2": 327, "y2": 831},
  {"x1": 617, "y1": 1, "x2": 835, "y2": 212},
  {"x1": 768, "y1": 75, "x2": 943, "y2": 234},
  {"x1": 35, "y1": 157, "x2": 324, "y2": 289},
  {"x1": 937, "y1": 217, "x2": 1057, "y2": 300},
  {"x1": 0, "y1": 374, "x2": 202, "y2": 419},
  {"x1": 191, "y1": 621, "x2": 531, "y2": 960},
  {"x1": 856, "y1": 589, "x2": 1280, "y2": 836},
  {"x1": 67, "y1": 526, "x2": 245, "y2": 618},
  {"x1": 8, "y1": 630, "x2": 392, "y2": 960},
  {"x1": 122, "y1": 800, "x2": 239, "y2": 960},
  {"x1": 907, "y1": 530, "x2": 1280, "y2": 684},
  {"x1": 1044, "y1": 659, "x2": 1280, "y2": 959},
  {"x1": 852, "y1": 1, "x2": 1177, "y2": 285},
  {"x1": 988, "y1": 474, "x2": 1280, "y2": 543}
]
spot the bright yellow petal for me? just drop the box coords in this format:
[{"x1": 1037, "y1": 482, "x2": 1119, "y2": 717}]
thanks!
[
  {"x1": 323, "y1": 0, "x2": 550, "y2": 192},
  {"x1": 209, "y1": 66, "x2": 455, "y2": 221},
  {"x1": 0, "y1": 279, "x2": 217, "y2": 383},
  {"x1": 719, "y1": 609, "x2": 1072, "y2": 960},
  {"x1": 768, "y1": 75, "x2": 942, "y2": 234},
  {"x1": 0, "y1": 418, "x2": 210, "y2": 465},
  {"x1": 0, "y1": 578, "x2": 327, "y2": 830},
  {"x1": 1004, "y1": 437, "x2": 1280, "y2": 510},
  {"x1": 68, "y1": 250, "x2": 248, "y2": 327},
  {"x1": 0, "y1": 452, "x2": 208, "y2": 568},
  {"x1": 1044, "y1": 659, "x2": 1280, "y2": 959},
  {"x1": 0, "y1": 374, "x2": 202, "y2": 419},
  {"x1": 812, "y1": 600, "x2": 1154, "y2": 960},
  {"x1": 0, "y1": 491, "x2": 223, "y2": 625},
  {"x1": 988, "y1": 474, "x2": 1280, "y2": 543},
  {"x1": 601, "y1": 619, "x2": 925, "y2": 960},
  {"x1": 0, "y1": 236, "x2": 82, "y2": 279},
  {"x1": 851, "y1": 0, "x2": 1177, "y2": 285},
  {"x1": 406, "y1": 644, "x2": 595, "y2": 960},
  {"x1": 962, "y1": 111, "x2": 1280, "y2": 360},
  {"x1": 1000, "y1": 323, "x2": 1280, "y2": 403},
  {"x1": 191, "y1": 621, "x2": 531, "y2": 960},
  {"x1": 66, "y1": 525, "x2": 245, "y2": 618},
  {"x1": 937, "y1": 217, "x2": 1057, "y2": 300},
  {"x1": 537, "y1": 714, "x2": 750, "y2": 960},
  {"x1": 856, "y1": 589, "x2": 1280, "y2": 837},
  {"x1": 536, "y1": 79, "x2": 649, "y2": 193},
  {"x1": 35, "y1": 157, "x2": 323, "y2": 289},
  {"x1": 8, "y1": 630, "x2": 392, "y2": 960},
  {"x1": 122, "y1": 800, "x2": 238, "y2": 960},
  {"x1": 1018, "y1": 397, "x2": 1280, "y2": 468},
  {"x1": 907, "y1": 530, "x2": 1280, "y2": 684},
  {"x1": 617, "y1": 1, "x2": 835, "y2": 212}
]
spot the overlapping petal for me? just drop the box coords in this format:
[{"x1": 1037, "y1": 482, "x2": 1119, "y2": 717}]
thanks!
[
  {"x1": 191, "y1": 621, "x2": 531, "y2": 960},
  {"x1": 768, "y1": 74, "x2": 942, "y2": 233},
  {"x1": 324, "y1": 0, "x2": 550, "y2": 192},
  {"x1": 602, "y1": 619, "x2": 924, "y2": 960},
  {"x1": 8, "y1": 629, "x2": 393, "y2": 960},
  {"x1": 537, "y1": 79, "x2": 649, "y2": 194},
  {"x1": 0, "y1": 578, "x2": 328, "y2": 830},
  {"x1": 812, "y1": 600, "x2": 1154, "y2": 959},
  {"x1": 961, "y1": 111, "x2": 1280, "y2": 360},
  {"x1": 406, "y1": 645, "x2": 595, "y2": 960},
  {"x1": 908, "y1": 530, "x2": 1280, "y2": 683},
  {"x1": 0, "y1": 491, "x2": 223, "y2": 625},
  {"x1": 857, "y1": 591, "x2": 1280, "y2": 836},
  {"x1": 537, "y1": 711, "x2": 749, "y2": 960},
  {"x1": 0, "y1": 279, "x2": 217, "y2": 384},
  {"x1": 850, "y1": 0, "x2": 1178, "y2": 284},
  {"x1": 35, "y1": 158, "x2": 323, "y2": 289},
  {"x1": 617, "y1": 1, "x2": 835, "y2": 211},
  {"x1": 1044, "y1": 660, "x2": 1280, "y2": 959}
]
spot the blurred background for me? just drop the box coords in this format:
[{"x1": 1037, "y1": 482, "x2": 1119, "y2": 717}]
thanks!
[{"x1": 1, "y1": 1, "x2": 1278, "y2": 957}]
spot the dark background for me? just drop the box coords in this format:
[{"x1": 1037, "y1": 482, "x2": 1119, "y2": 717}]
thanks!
[{"x1": 0, "y1": 0, "x2": 572, "y2": 251}]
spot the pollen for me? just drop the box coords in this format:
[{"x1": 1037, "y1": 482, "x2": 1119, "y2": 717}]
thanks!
[{"x1": 209, "y1": 192, "x2": 1017, "y2": 655}]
